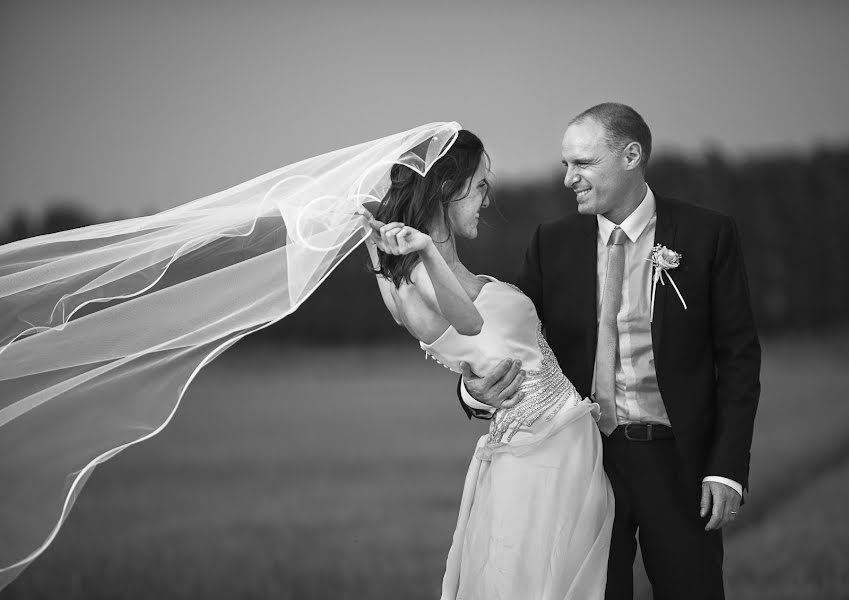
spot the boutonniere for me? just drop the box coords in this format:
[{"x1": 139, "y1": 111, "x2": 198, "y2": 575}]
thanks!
[{"x1": 646, "y1": 244, "x2": 687, "y2": 321}]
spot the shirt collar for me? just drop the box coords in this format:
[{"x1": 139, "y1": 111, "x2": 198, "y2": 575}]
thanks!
[{"x1": 597, "y1": 185, "x2": 656, "y2": 245}]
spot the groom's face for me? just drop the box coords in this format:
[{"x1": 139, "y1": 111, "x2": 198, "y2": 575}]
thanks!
[{"x1": 561, "y1": 118, "x2": 630, "y2": 218}]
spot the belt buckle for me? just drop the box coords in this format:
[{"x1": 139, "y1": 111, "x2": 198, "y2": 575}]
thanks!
[{"x1": 624, "y1": 423, "x2": 652, "y2": 441}]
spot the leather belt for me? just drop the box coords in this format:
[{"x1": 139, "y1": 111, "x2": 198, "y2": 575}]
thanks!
[{"x1": 612, "y1": 423, "x2": 674, "y2": 441}]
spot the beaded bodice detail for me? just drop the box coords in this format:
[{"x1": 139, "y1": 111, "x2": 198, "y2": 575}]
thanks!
[
  {"x1": 487, "y1": 323, "x2": 577, "y2": 443},
  {"x1": 420, "y1": 277, "x2": 581, "y2": 444}
]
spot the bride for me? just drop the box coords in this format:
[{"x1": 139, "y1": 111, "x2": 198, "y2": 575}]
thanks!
[
  {"x1": 0, "y1": 122, "x2": 611, "y2": 596},
  {"x1": 365, "y1": 130, "x2": 614, "y2": 600}
]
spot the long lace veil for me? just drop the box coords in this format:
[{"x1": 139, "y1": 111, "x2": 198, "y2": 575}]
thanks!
[{"x1": 0, "y1": 121, "x2": 462, "y2": 588}]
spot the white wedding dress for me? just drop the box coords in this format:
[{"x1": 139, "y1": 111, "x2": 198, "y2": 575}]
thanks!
[{"x1": 421, "y1": 276, "x2": 614, "y2": 600}]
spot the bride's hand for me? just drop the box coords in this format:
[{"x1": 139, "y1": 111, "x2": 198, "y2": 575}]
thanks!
[{"x1": 367, "y1": 219, "x2": 432, "y2": 255}]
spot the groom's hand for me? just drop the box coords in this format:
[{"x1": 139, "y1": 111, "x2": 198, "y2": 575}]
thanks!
[
  {"x1": 700, "y1": 481, "x2": 741, "y2": 531},
  {"x1": 460, "y1": 359, "x2": 526, "y2": 410}
]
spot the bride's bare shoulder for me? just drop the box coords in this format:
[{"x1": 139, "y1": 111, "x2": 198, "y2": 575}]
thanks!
[
  {"x1": 396, "y1": 261, "x2": 434, "y2": 301},
  {"x1": 394, "y1": 262, "x2": 451, "y2": 344}
]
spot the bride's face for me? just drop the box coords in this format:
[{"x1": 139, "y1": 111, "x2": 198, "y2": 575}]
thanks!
[{"x1": 447, "y1": 158, "x2": 491, "y2": 239}]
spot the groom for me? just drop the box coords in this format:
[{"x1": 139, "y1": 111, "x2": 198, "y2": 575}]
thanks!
[{"x1": 458, "y1": 103, "x2": 760, "y2": 599}]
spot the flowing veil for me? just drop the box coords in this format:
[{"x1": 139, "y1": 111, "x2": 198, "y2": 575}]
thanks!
[{"x1": 0, "y1": 121, "x2": 462, "y2": 589}]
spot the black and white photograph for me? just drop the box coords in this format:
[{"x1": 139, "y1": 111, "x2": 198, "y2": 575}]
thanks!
[{"x1": 1, "y1": 1, "x2": 847, "y2": 598}]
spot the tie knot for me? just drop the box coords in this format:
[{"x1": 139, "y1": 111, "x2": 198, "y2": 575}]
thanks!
[{"x1": 610, "y1": 227, "x2": 627, "y2": 246}]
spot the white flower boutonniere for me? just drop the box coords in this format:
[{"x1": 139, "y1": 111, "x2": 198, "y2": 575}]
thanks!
[{"x1": 646, "y1": 244, "x2": 687, "y2": 321}]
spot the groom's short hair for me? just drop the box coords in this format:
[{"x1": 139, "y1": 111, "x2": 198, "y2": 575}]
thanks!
[{"x1": 571, "y1": 103, "x2": 652, "y2": 169}]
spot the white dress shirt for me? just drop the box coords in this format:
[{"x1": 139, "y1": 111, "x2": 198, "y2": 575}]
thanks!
[
  {"x1": 462, "y1": 186, "x2": 742, "y2": 497},
  {"x1": 594, "y1": 185, "x2": 668, "y2": 426}
]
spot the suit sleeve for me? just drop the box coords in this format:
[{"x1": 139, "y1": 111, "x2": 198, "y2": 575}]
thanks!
[
  {"x1": 707, "y1": 216, "x2": 761, "y2": 489},
  {"x1": 455, "y1": 377, "x2": 496, "y2": 421},
  {"x1": 454, "y1": 225, "x2": 545, "y2": 421}
]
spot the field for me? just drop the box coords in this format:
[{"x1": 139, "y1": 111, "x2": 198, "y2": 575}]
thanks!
[{"x1": 4, "y1": 334, "x2": 848, "y2": 599}]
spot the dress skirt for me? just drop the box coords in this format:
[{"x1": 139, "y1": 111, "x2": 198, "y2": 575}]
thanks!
[{"x1": 440, "y1": 399, "x2": 614, "y2": 600}]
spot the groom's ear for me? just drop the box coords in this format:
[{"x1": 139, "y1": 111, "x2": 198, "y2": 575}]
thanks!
[{"x1": 622, "y1": 141, "x2": 644, "y2": 171}]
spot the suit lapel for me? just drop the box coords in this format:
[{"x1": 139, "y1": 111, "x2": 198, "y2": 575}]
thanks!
[
  {"x1": 651, "y1": 196, "x2": 678, "y2": 363},
  {"x1": 578, "y1": 216, "x2": 599, "y2": 371}
]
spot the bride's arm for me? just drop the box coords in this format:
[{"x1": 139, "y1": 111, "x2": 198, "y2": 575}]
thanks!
[
  {"x1": 369, "y1": 220, "x2": 483, "y2": 336},
  {"x1": 364, "y1": 236, "x2": 402, "y2": 325}
]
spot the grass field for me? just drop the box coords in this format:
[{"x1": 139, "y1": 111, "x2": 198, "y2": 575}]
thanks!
[
  {"x1": 4, "y1": 334, "x2": 848, "y2": 599},
  {"x1": 724, "y1": 453, "x2": 849, "y2": 599}
]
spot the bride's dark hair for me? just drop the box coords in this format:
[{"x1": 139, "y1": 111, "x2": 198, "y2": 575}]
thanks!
[{"x1": 373, "y1": 129, "x2": 488, "y2": 288}]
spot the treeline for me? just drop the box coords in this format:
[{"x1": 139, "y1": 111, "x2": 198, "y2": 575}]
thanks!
[{"x1": 3, "y1": 146, "x2": 847, "y2": 344}]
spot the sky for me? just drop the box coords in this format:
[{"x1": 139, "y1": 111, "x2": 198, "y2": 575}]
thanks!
[{"x1": 1, "y1": 0, "x2": 848, "y2": 219}]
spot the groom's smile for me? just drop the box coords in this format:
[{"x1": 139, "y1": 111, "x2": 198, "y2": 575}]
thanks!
[
  {"x1": 561, "y1": 116, "x2": 644, "y2": 223},
  {"x1": 561, "y1": 119, "x2": 616, "y2": 217}
]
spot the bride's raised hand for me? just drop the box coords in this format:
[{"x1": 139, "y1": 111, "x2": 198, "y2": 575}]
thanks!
[{"x1": 368, "y1": 220, "x2": 432, "y2": 256}]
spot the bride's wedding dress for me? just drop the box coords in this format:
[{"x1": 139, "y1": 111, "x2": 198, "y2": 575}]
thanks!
[{"x1": 422, "y1": 276, "x2": 614, "y2": 600}]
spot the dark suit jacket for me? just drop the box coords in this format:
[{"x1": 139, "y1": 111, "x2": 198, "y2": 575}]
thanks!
[{"x1": 458, "y1": 195, "x2": 761, "y2": 496}]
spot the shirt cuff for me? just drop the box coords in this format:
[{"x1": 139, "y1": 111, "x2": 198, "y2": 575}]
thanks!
[
  {"x1": 460, "y1": 381, "x2": 496, "y2": 414},
  {"x1": 702, "y1": 476, "x2": 743, "y2": 497}
]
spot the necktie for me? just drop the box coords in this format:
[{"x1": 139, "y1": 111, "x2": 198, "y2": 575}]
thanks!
[{"x1": 595, "y1": 226, "x2": 627, "y2": 435}]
